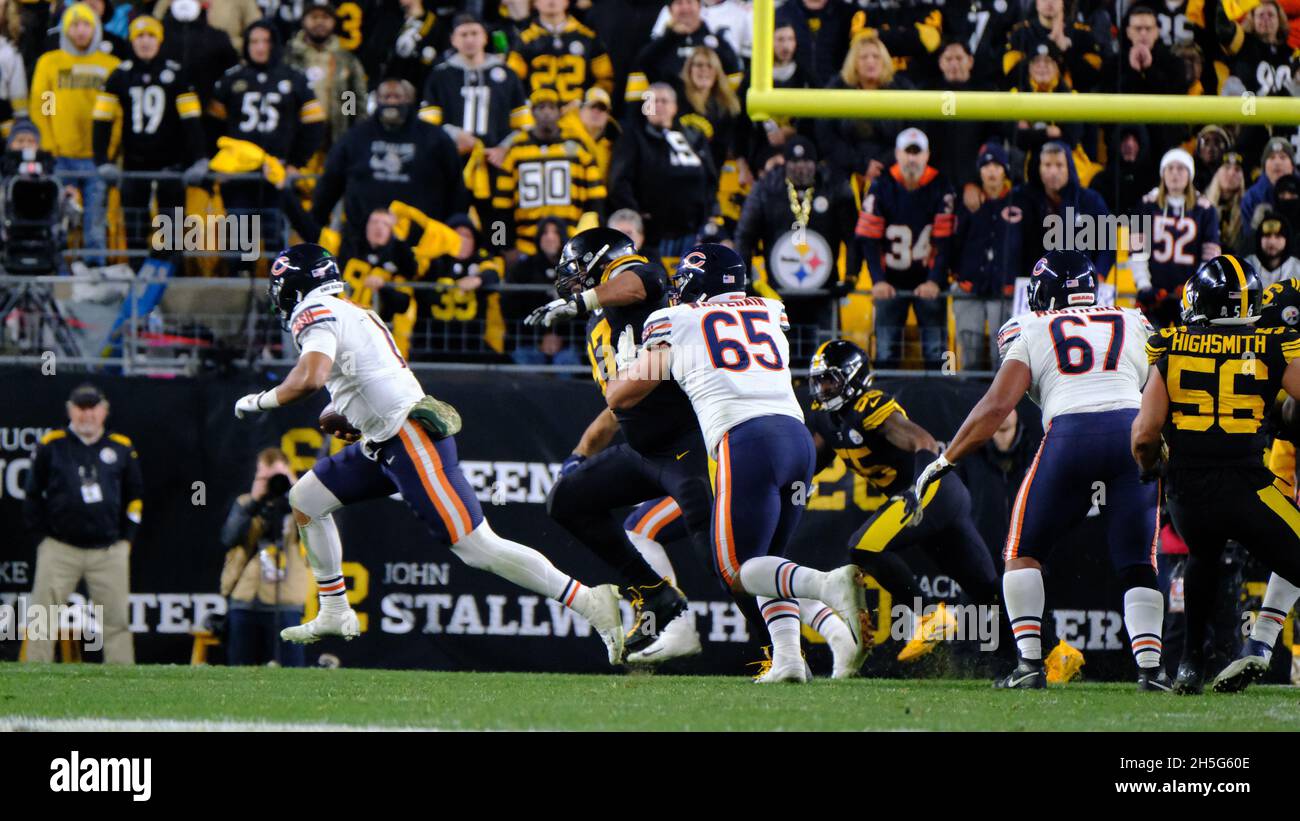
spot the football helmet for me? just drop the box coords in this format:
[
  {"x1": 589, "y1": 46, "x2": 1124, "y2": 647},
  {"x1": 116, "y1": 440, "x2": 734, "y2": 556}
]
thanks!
[
  {"x1": 554, "y1": 227, "x2": 637, "y2": 298},
  {"x1": 670, "y1": 243, "x2": 747, "y2": 304},
  {"x1": 809, "y1": 339, "x2": 872, "y2": 412},
  {"x1": 1182, "y1": 255, "x2": 1262, "y2": 326},
  {"x1": 1025, "y1": 250, "x2": 1098, "y2": 311},
  {"x1": 269, "y1": 243, "x2": 344, "y2": 328},
  {"x1": 1257, "y1": 277, "x2": 1300, "y2": 329}
]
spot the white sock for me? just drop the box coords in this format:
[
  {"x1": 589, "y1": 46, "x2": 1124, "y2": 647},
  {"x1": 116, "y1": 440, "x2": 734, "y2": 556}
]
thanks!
[
  {"x1": 1123, "y1": 586, "x2": 1164, "y2": 670},
  {"x1": 451, "y1": 520, "x2": 576, "y2": 604},
  {"x1": 759, "y1": 596, "x2": 802, "y2": 664},
  {"x1": 1003, "y1": 568, "x2": 1045, "y2": 661},
  {"x1": 739, "y1": 556, "x2": 828, "y2": 599},
  {"x1": 1251, "y1": 573, "x2": 1300, "y2": 652},
  {"x1": 299, "y1": 516, "x2": 349, "y2": 613},
  {"x1": 627, "y1": 530, "x2": 677, "y2": 586},
  {"x1": 799, "y1": 597, "x2": 854, "y2": 654}
]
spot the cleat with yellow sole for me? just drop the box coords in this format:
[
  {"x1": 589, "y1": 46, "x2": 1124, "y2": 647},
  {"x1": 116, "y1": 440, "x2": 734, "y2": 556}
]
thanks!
[{"x1": 897, "y1": 602, "x2": 957, "y2": 663}]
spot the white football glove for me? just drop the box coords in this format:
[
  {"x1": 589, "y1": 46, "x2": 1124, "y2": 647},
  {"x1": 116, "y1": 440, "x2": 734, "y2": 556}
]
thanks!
[
  {"x1": 908, "y1": 455, "x2": 953, "y2": 527},
  {"x1": 615, "y1": 324, "x2": 639, "y2": 374},
  {"x1": 524, "y1": 297, "x2": 580, "y2": 328},
  {"x1": 234, "y1": 391, "x2": 277, "y2": 419}
]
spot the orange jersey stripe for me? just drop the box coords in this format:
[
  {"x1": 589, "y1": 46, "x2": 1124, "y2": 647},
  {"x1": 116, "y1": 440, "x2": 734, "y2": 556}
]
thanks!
[
  {"x1": 412, "y1": 423, "x2": 473, "y2": 536},
  {"x1": 398, "y1": 426, "x2": 463, "y2": 541}
]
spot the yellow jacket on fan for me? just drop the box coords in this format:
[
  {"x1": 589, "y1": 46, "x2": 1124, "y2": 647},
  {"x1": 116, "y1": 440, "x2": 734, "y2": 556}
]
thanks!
[{"x1": 28, "y1": 3, "x2": 120, "y2": 159}]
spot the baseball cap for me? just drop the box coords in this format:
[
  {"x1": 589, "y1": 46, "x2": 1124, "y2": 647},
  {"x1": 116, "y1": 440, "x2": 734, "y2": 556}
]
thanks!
[
  {"x1": 69, "y1": 383, "x2": 106, "y2": 408},
  {"x1": 129, "y1": 15, "x2": 164, "y2": 41},
  {"x1": 451, "y1": 12, "x2": 485, "y2": 31},
  {"x1": 1222, "y1": 151, "x2": 1244, "y2": 167},
  {"x1": 302, "y1": 0, "x2": 337, "y2": 16},
  {"x1": 530, "y1": 87, "x2": 559, "y2": 107},
  {"x1": 583, "y1": 87, "x2": 610, "y2": 110},
  {"x1": 896, "y1": 127, "x2": 929, "y2": 153},
  {"x1": 1262, "y1": 136, "x2": 1296, "y2": 165},
  {"x1": 977, "y1": 142, "x2": 1009, "y2": 171},
  {"x1": 1260, "y1": 217, "x2": 1286, "y2": 237},
  {"x1": 784, "y1": 135, "x2": 817, "y2": 163}
]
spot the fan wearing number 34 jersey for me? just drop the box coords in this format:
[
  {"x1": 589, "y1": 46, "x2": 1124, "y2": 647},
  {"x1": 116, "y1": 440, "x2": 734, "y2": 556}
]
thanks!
[
  {"x1": 912, "y1": 250, "x2": 1170, "y2": 691},
  {"x1": 606, "y1": 244, "x2": 870, "y2": 684}
]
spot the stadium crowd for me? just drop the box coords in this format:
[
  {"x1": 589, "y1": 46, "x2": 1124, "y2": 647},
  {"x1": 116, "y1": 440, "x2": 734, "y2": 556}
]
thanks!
[{"x1": 0, "y1": 0, "x2": 1299, "y2": 368}]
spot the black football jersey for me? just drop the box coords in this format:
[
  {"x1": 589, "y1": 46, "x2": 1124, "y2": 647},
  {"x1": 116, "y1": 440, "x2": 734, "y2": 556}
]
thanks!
[
  {"x1": 208, "y1": 63, "x2": 325, "y2": 165},
  {"x1": 508, "y1": 17, "x2": 614, "y2": 106},
  {"x1": 1260, "y1": 278, "x2": 1300, "y2": 329},
  {"x1": 585, "y1": 259, "x2": 701, "y2": 456},
  {"x1": 92, "y1": 57, "x2": 205, "y2": 169},
  {"x1": 1147, "y1": 324, "x2": 1300, "y2": 469},
  {"x1": 420, "y1": 55, "x2": 530, "y2": 147},
  {"x1": 810, "y1": 388, "x2": 913, "y2": 496}
]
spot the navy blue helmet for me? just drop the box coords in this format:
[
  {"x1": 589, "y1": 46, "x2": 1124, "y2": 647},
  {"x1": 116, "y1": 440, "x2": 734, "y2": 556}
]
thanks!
[
  {"x1": 1026, "y1": 250, "x2": 1098, "y2": 311},
  {"x1": 269, "y1": 243, "x2": 343, "y2": 328},
  {"x1": 670, "y1": 243, "x2": 748, "y2": 304}
]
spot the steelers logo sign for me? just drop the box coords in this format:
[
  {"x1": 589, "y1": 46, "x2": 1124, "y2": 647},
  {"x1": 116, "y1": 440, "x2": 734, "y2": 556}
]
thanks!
[
  {"x1": 770, "y1": 228, "x2": 833, "y2": 291},
  {"x1": 1283, "y1": 305, "x2": 1299, "y2": 326}
]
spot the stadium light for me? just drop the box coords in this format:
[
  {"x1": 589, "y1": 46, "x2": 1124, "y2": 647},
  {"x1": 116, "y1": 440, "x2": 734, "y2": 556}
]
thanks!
[{"x1": 747, "y1": 0, "x2": 1300, "y2": 125}]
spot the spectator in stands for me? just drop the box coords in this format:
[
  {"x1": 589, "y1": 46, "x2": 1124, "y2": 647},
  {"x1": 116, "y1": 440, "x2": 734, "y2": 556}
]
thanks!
[
  {"x1": 747, "y1": 19, "x2": 807, "y2": 173},
  {"x1": 651, "y1": 0, "x2": 753, "y2": 60},
  {"x1": 1272, "y1": 174, "x2": 1300, "y2": 234},
  {"x1": 678, "y1": 45, "x2": 745, "y2": 173},
  {"x1": 1010, "y1": 53, "x2": 1084, "y2": 157},
  {"x1": 856, "y1": 127, "x2": 955, "y2": 370},
  {"x1": 573, "y1": 86, "x2": 619, "y2": 178},
  {"x1": 1004, "y1": 0, "x2": 1103, "y2": 92},
  {"x1": 1173, "y1": 41, "x2": 1207, "y2": 96},
  {"x1": 1016, "y1": 140, "x2": 1115, "y2": 277},
  {"x1": 0, "y1": 1, "x2": 27, "y2": 125},
  {"x1": 29, "y1": 3, "x2": 119, "y2": 268},
  {"x1": 44, "y1": 0, "x2": 129, "y2": 59},
  {"x1": 1193, "y1": 125, "x2": 1231, "y2": 192},
  {"x1": 816, "y1": 32, "x2": 907, "y2": 183},
  {"x1": 1206, "y1": 150, "x2": 1247, "y2": 253},
  {"x1": 1242, "y1": 136, "x2": 1297, "y2": 245},
  {"x1": 1, "y1": 118, "x2": 54, "y2": 178},
  {"x1": 219, "y1": 448, "x2": 308, "y2": 667},
  {"x1": 1105, "y1": 5, "x2": 1188, "y2": 95},
  {"x1": 493, "y1": 87, "x2": 604, "y2": 257},
  {"x1": 943, "y1": 0, "x2": 1019, "y2": 88},
  {"x1": 209, "y1": 21, "x2": 324, "y2": 273},
  {"x1": 609, "y1": 82, "x2": 715, "y2": 260},
  {"x1": 624, "y1": 0, "x2": 743, "y2": 106},
  {"x1": 1092, "y1": 124, "x2": 1156, "y2": 215},
  {"x1": 1138, "y1": 0, "x2": 1218, "y2": 90},
  {"x1": 509, "y1": 217, "x2": 581, "y2": 366},
  {"x1": 23, "y1": 383, "x2": 142, "y2": 665},
  {"x1": 1225, "y1": 0, "x2": 1295, "y2": 98},
  {"x1": 953, "y1": 142, "x2": 1022, "y2": 371},
  {"x1": 608, "y1": 207, "x2": 646, "y2": 249},
  {"x1": 156, "y1": 0, "x2": 238, "y2": 109},
  {"x1": 369, "y1": 0, "x2": 445, "y2": 89},
  {"x1": 417, "y1": 213, "x2": 506, "y2": 360},
  {"x1": 286, "y1": 0, "x2": 369, "y2": 153},
  {"x1": 780, "y1": 0, "x2": 855, "y2": 87},
  {"x1": 933, "y1": 40, "x2": 1006, "y2": 194},
  {"x1": 1247, "y1": 213, "x2": 1300, "y2": 285},
  {"x1": 735, "y1": 136, "x2": 859, "y2": 346},
  {"x1": 153, "y1": 0, "x2": 260, "y2": 51},
  {"x1": 508, "y1": 0, "x2": 614, "y2": 107},
  {"x1": 313, "y1": 77, "x2": 467, "y2": 250}
]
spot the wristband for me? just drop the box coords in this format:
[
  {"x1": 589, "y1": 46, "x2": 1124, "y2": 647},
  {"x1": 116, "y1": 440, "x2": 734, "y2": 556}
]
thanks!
[
  {"x1": 257, "y1": 389, "x2": 282, "y2": 410},
  {"x1": 580, "y1": 289, "x2": 601, "y2": 314}
]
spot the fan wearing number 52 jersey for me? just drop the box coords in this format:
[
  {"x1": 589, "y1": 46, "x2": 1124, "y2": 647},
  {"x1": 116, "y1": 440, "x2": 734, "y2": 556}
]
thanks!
[
  {"x1": 230, "y1": 244, "x2": 626, "y2": 666},
  {"x1": 607, "y1": 244, "x2": 870, "y2": 684},
  {"x1": 913, "y1": 250, "x2": 1169, "y2": 692}
]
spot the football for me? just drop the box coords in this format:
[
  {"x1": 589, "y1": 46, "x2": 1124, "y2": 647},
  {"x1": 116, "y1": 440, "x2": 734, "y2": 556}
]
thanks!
[{"x1": 319, "y1": 403, "x2": 359, "y2": 438}]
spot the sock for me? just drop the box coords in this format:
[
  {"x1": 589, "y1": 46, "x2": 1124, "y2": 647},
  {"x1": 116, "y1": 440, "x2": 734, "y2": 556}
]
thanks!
[
  {"x1": 1181, "y1": 554, "x2": 1220, "y2": 665},
  {"x1": 626, "y1": 530, "x2": 677, "y2": 585},
  {"x1": 799, "y1": 598, "x2": 854, "y2": 653},
  {"x1": 299, "y1": 516, "x2": 348, "y2": 613},
  {"x1": 759, "y1": 596, "x2": 802, "y2": 665},
  {"x1": 1123, "y1": 586, "x2": 1164, "y2": 670},
  {"x1": 1003, "y1": 568, "x2": 1045, "y2": 661},
  {"x1": 739, "y1": 556, "x2": 828, "y2": 600},
  {"x1": 451, "y1": 520, "x2": 573, "y2": 603},
  {"x1": 1250, "y1": 573, "x2": 1300, "y2": 654}
]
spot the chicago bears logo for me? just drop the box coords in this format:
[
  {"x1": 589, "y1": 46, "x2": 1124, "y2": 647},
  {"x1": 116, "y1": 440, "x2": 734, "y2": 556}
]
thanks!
[
  {"x1": 1032, "y1": 258, "x2": 1049, "y2": 277},
  {"x1": 679, "y1": 251, "x2": 707, "y2": 273},
  {"x1": 271, "y1": 255, "x2": 295, "y2": 277}
]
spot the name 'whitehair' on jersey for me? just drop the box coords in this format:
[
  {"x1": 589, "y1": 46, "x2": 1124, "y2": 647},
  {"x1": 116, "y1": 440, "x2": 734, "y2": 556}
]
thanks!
[
  {"x1": 997, "y1": 304, "x2": 1154, "y2": 425},
  {"x1": 290, "y1": 296, "x2": 425, "y2": 443}
]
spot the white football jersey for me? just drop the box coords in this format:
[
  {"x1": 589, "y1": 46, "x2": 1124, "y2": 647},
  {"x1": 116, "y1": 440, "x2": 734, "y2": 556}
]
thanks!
[
  {"x1": 291, "y1": 291, "x2": 425, "y2": 443},
  {"x1": 643, "y1": 294, "x2": 803, "y2": 456},
  {"x1": 998, "y1": 305, "x2": 1154, "y2": 425}
]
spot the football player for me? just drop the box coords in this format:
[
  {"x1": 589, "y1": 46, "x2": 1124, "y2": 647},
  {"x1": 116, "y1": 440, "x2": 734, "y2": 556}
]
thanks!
[
  {"x1": 606, "y1": 244, "x2": 869, "y2": 683},
  {"x1": 809, "y1": 339, "x2": 999, "y2": 664},
  {"x1": 1135, "y1": 256, "x2": 1300, "y2": 693},
  {"x1": 914, "y1": 250, "x2": 1169, "y2": 690},
  {"x1": 232, "y1": 243, "x2": 624, "y2": 664}
]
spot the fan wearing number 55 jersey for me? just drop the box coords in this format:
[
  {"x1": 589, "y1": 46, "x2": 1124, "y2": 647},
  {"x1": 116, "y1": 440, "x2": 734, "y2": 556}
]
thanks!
[
  {"x1": 607, "y1": 244, "x2": 870, "y2": 684},
  {"x1": 231, "y1": 244, "x2": 626, "y2": 665},
  {"x1": 913, "y1": 250, "x2": 1169, "y2": 691}
]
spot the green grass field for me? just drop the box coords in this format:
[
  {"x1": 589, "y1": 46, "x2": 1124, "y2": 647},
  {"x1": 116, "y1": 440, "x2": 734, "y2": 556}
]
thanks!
[{"x1": 2, "y1": 664, "x2": 1296, "y2": 731}]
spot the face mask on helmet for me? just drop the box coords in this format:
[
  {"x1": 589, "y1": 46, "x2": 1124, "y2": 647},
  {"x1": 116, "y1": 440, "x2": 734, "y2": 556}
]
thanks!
[
  {"x1": 555, "y1": 241, "x2": 612, "y2": 298},
  {"x1": 808, "y1": 343, "x2": 869, "y2": 412}
]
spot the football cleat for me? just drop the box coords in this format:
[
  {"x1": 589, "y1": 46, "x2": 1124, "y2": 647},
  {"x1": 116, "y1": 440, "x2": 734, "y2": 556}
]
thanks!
[
  {"x1": 994, "y1": 658, "x2": 1046, "y2": 689},
  {"x1": 1212, "y1": 640, "x2": 1271, "y2": 693},
  {"x1": 626, "y1": 610, "x2": 703, "y2": 664},
  {"x1": 832, "y1": 609, "x2": 875, "y2": 679},
  {"x1": 573, "y1": 583, "x2": 626, "y2": 666},
  {"x1": 1045, "y1": 639, "x2": 1085, "y2": 684},
  {"x1": 897, "y1": 602, "x2": 957, "y2": 663},
  {"x1": 1137, "y1": 667, "x2": 1173, "y2": 692},
  {"x1": 280, "y1": 607, "x2": 361, "y2": 644},
  {"x1": 623, "y1": 579, "x2": 689, "y2": 655},
  {"x1": 750, "y1": 647, "x2": 812, "y2": 684},
  {"x1": 1173, "y1": 661, "x2": 1205, "y2": 695},
  {"x1": 820, "y1": 565, "x2": 869, "y2": 650}
]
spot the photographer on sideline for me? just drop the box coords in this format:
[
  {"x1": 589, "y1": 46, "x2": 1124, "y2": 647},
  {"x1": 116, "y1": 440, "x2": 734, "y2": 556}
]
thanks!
[{"x1": 219, "y1": 448, "x2": 310, "y2": 666}]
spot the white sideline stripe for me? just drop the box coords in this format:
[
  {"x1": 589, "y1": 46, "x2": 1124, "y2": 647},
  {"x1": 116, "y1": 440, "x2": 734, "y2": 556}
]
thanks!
[{"x1": 0, "y1": 715, "x2": 462, "y2": 733}]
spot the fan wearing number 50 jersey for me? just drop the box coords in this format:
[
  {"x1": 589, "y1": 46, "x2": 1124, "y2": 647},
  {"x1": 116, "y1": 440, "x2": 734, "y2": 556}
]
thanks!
[
  {"x1": 607, "y1": 244, "x2": 870, "y2": 684},
  {"x1": 912, "y1": 250, "x2": 1170, "y2": 692}
]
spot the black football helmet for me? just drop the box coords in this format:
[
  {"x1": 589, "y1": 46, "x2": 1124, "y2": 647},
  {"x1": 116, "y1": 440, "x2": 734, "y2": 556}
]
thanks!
[
  {"x1": 269, "y1": 243, "x2": 344, "y2": 328},
  {"x1": 1258, "y1": 277, "x2": 1300, "y2": 329},
  {"x1": 1026, "y1": 250, "x2": 1098, "y2": 311},
  {"x1": 1182, "y1": 255, "x2": 1262, "y2": 326},
  {"x1": 670, "y1": 243, "x2": 748, "y2": 304},
  {"x1": 555, "y1": 227, "x2": 638, "y2": 298},
  {"x1": 809, "y1": 339, "x2": 872, "y2": 412}
]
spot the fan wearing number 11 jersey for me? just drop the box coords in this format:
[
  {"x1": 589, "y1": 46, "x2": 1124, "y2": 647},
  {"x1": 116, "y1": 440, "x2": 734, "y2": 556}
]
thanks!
[{"x1": 912, "y1": 250, "x2": 1169, "y2": 691}]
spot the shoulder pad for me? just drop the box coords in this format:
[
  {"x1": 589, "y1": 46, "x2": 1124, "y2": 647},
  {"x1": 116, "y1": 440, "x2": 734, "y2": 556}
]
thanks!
[
  {"x1": 40, "y1": 429, "x2": 67, "y2": 445},
  {"x1": 108, "y1": 432, "x2": 133, "y2": 448}
]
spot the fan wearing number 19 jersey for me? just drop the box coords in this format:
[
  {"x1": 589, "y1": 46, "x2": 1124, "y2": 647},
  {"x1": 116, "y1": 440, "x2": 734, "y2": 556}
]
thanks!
[{"x1": 915, "y1": 250, "x2": 1168, "y2": 691}]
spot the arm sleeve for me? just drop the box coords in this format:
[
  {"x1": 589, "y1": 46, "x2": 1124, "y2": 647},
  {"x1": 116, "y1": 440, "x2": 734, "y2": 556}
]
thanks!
[
  {"x1": 289, "y1": 75, "x2": 325, "y2": 166},
  {"x1": 929, "y1": 185, "x2": 956, "y2": 284},
  {"x1": 607, "y1": 133, "x2": 640, "y2": 212},
  {"x1": 855, "y1": 183, "x2": 887, "y2": 285},
  {"x1": 220, "y1": 497, "x2": 256, "y2": 548},
  {"x1": 310, "y1": 138, "x2": 348, "y2": 225},
  {"x1": 175, "y1": 79, "x2": 207, "y2": 164},
  {"x1": 22, "y1": 443, "x2": 51, "y2": 539},
  {"x1": 998, "y1": 317, "x2": 1027, "y2": 363}
]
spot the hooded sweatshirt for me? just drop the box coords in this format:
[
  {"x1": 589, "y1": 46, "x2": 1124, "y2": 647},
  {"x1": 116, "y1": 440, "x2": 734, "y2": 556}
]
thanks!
[
  {"x1": 29, "y1": 3, "x2": 120, "y2": 159},
  {"x1": 1248, "y1": 213, "x2": 1300, "y2": 286},
  {"x1": 1014, "y1": 140, "x2": 1115, "y2": 277}
]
